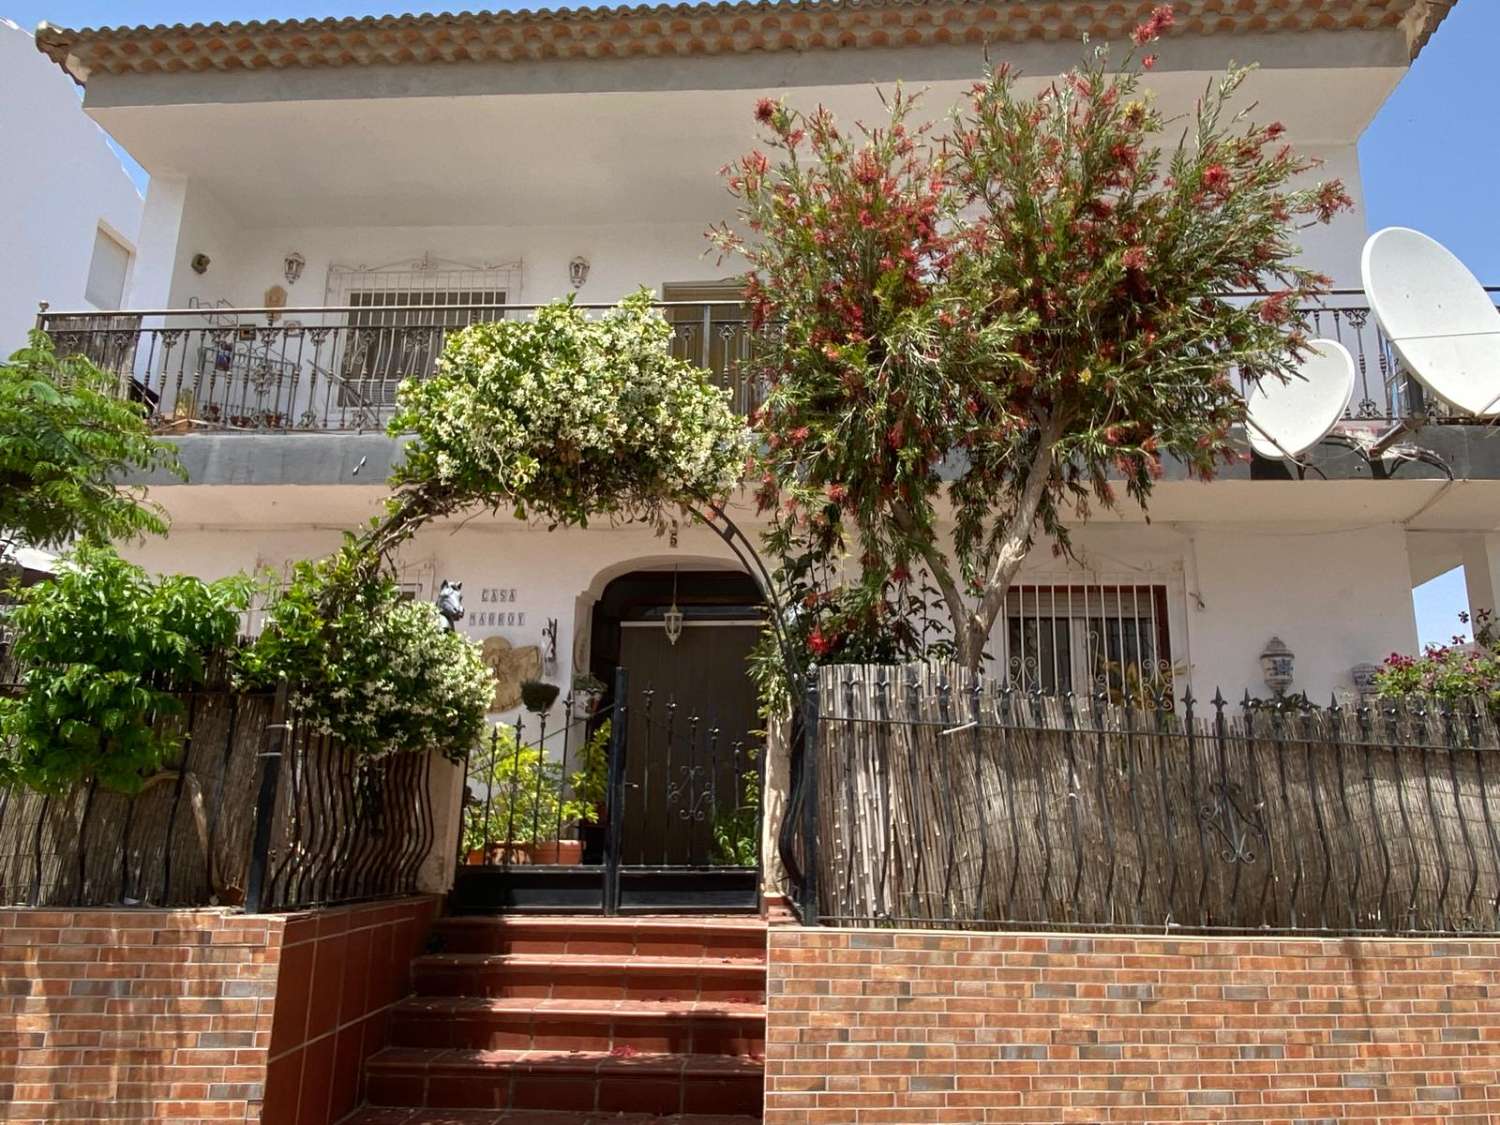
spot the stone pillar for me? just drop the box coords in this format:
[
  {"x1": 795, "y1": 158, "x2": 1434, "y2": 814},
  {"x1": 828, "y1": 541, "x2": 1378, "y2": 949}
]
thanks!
[
  {"x1": 759, "y1": 711, "x2": 791, "y2": 910},
  {"x1": 417, "y1": 754, "x2": 465, "y2": 894}
]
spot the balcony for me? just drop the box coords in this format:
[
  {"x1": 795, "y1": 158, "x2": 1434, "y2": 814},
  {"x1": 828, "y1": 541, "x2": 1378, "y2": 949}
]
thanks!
[
  {"x1": 31, "y1": 291, "x2": 1499, "y2": 436},
  {"x1": 36, "y1": 300, "x2": 758, "y2": 434}
]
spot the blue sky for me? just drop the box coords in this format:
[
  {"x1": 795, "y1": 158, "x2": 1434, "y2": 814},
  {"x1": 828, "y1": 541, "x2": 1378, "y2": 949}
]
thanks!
[{"x1": 9, "y1": 0, "x2": 1496, "y2": 646}]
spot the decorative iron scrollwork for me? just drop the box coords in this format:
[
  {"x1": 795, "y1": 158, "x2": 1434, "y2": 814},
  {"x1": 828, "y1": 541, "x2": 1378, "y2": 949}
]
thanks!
[{"x1": 1199, "y1": 779, "x2": 1264, "y2": 865}]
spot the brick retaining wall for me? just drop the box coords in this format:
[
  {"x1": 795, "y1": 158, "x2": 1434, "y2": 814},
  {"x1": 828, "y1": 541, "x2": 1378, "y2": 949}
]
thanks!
[
  {"x1": 765, "y1": 927, "x2": 1500, "y2": 1123},
  {"x1": 0, "y1": 896, "x2": 438, "y2": 1124}
]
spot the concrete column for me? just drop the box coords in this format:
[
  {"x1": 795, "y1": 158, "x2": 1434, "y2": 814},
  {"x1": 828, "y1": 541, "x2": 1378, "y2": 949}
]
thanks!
[
  {"x1": 1462, "y1": 534, "x2": 1500, "y2": 628},
  {"x1": 128, "y1": 176, "x2": 188, "y2": 309}
]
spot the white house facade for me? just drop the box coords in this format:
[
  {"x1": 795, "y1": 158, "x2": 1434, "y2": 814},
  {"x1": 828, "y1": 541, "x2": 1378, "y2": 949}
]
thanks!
[
  {"x1": 0, "y1": 18, "x2": 142, "y2": 352},
  {"x1": 27, "y1": 0, "x2": 1482, "y2": 726}
]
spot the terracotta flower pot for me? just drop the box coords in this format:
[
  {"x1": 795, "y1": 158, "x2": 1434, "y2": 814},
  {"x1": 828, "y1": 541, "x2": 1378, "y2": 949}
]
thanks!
[
  {"x1": 467, "y1": 841, "x2": 533, "y2": 866},
  {"x1": 528, "y1": 840, "x2": 584, "y2": 866}
]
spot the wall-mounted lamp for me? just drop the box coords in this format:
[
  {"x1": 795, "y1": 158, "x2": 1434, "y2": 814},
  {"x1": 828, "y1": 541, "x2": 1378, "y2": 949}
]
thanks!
[
  {"x1": 1260, "y1": 636, "x2": 1295, "y2": 698},
  {"x1": 569, "y1": 256, "x2": 590, "y2": 290},
  {"x1": 283, "y1": 251, "x2": 306, "y2": 286}
]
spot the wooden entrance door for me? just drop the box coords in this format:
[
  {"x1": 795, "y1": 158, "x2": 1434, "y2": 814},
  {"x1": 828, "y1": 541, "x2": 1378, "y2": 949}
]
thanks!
[{"x1": 617, "y1": 622, "x2": 760, "y2": 866}]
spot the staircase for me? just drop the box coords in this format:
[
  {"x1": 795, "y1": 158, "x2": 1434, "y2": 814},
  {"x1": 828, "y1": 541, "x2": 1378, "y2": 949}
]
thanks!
[{"x1": 344, "y1": 915, "x2": 767, "y2": 1124}]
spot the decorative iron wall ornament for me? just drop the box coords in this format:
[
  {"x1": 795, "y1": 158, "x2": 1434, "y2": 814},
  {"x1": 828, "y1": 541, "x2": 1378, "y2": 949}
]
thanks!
[
  {"x1": 324, "y1": 254, "x2": 522, "y2": 307},
  {"x1": 541, "y1": 617, "x2": 558, "y2": 673}
]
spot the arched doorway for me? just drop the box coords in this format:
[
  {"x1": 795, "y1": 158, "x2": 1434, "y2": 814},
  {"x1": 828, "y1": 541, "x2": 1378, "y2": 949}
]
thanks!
[
  {"x1": 453, "y1": 564, "x2": 768, "y2": 915},
  {"x1": 593, "y1": 568, "x2": 765, "y2": 908}
]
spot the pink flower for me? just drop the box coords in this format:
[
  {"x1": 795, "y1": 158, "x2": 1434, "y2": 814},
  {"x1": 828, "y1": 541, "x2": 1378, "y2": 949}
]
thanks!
[
  {"x1": 1314, "y1": 180, "x2": 1355, "y2": 223},
  {"x1": 755, "y1": 98, "x2": 776, "y2": 125},
  {"x1": 1202, "y1": 164, "x2": 1231, "y2": 194},
  {"x1": 1122, "y1": 246, "x2": 1149, "y2": 272},
  {"x1": 1258, "y1": 291, "x2": 1292, "y2": 325},
  {"x1": 1142, "y1": 54, "x2": 1158, "y2": 70}
]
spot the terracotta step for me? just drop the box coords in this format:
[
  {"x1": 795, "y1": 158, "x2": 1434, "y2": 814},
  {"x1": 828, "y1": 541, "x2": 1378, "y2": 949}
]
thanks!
[
  {"x1": 432, "y1": 915, "x2": 767, "y2": 961},
  {"x1": 365, "y1": 1047, "x2": 763, "y2": 1116},
  {"x1": 344, "y1": 1109, "x2": 760, "y2": 1124},
  {"x1": 412, "y1": 951, "x2": 766, "y2": 1003},
  {"x1": 390, "y1": 996, "x2": 765, "y2": 1056}
]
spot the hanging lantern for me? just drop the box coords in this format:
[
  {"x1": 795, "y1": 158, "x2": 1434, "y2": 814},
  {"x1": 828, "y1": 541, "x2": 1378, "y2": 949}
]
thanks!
[{"x1": 663, "y1": 566, "x2": 684, "y2": 646}]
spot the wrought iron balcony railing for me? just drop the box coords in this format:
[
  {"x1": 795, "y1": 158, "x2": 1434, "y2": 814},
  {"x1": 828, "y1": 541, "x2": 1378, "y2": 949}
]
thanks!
[
  {"x1": 35, "y1": 299, "x2": 758, "y2": 434},
  {"x1": 31, "y1": 290, "x2": 1498, "y2": 436}
]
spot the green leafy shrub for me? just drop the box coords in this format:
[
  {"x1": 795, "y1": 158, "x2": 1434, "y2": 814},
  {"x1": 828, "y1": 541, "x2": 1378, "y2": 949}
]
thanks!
[
  {"x1": 568, "y1": 720, "x2": 611, "y2": 813},
  {"x1": 382, "y1": 291, "x2": 750, "y2": 539},
  {"x1": 463, "y1": 725, "x2": 598, "y2": 850},
  {"x1": 711, "y1": 756, "x2": 761, "y2": 866},
  {"x1": 0, "y1": 331, "x2": 182, "y2": 552},
  {"x1": 0, "y1": 546, "x2": 251, "y2": 792},
  {"x1": 239, "y1": 543, "x2": 492, "y2": 760}
]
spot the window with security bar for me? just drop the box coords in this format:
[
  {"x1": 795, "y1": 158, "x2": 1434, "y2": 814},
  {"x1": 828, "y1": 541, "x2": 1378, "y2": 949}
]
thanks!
[
  {"x1": 999, "y1": 584, "x2": 1173, "y2": 703},
  {"x1": 337, "y1": 288, "x2": 507, "y2": 408}
]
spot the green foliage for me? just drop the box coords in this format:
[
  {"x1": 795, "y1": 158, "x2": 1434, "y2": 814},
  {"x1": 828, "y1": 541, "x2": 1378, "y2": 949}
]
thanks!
[
  {"x1": 1376, "y1": 610, "x2": 1500, "y2": 716},
  {"x1": 0, "y1": 546, "x2": 251, "y2": 793},
  {"x1": 238, "y1": 542, "x2": 493, "y2": 760},
  {"x1": 385, "y1": 291, "x2": 750, "y2": 537},
  {"x1": 463, "y1": 725, "x2": 598, "y2": 849},
  {"x1": 710, "y1": 12, "x2": 1352, "y2": 669},
  {"x1": 0, "y1": 331, "x2": 182, "y2": 553},
  {"x1": 568, "y1": 720, "x2": 611, "y2": 812},
  {"x1": 711, "y1": 753, "x2": 761, "y2": 866}
]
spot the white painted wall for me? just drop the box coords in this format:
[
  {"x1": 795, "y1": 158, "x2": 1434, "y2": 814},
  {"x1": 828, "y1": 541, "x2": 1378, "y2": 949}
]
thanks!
[
  {"x1": 1296, "y1": 144, "x2": 1369, "y2": 289},
  {"x1": 119, "y1": 511, "x2": 1418, "y2": 713},
  {"x1": 179, "y1": 218, "x2": 740, "y2": 310},
  {"x1": 129, "y1": 147, "x2": 1370, "y2": 312},
  {"x1": 129, "y1": 176, "x2": 245, "y2": 311},
  {"x1": 0, "y1": 19, "x2": 141, "y2": 349},
  {"x1": 1185, "y1": 524, "x2": 1417, "y2": 700}
]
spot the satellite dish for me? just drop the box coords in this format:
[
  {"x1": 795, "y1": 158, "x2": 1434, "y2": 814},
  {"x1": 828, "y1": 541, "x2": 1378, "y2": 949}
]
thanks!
[
  {"x1": 1244, "y1": 339, "x2": 1356, "y2": 460},
  {"x1": 1362, "y1": 227, "x2": 1500, "y2": 417}
]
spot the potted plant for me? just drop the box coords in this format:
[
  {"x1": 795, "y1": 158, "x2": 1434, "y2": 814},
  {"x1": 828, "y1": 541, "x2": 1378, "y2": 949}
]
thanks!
[
  {"x1": 571, "y1": 672, "x2": 606, "y2": 719},
  {"x1": 462, "y1": 724, "x2": 595, "y2": 865},
  {"x1": 520, "y1": 678, "x2": 560, "y2": 715},
  {"x1": 159, "y1": 389, "x2": 196, "y2": 433}
]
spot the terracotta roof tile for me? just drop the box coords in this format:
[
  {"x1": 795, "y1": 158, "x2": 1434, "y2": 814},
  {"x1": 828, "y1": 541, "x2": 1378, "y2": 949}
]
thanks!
[{"x1": 32, "y1": 0, "x2": 1452, "y2": 85}]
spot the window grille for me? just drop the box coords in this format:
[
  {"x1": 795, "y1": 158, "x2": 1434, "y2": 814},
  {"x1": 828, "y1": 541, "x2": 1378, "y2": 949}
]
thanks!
[
  {"x1": 998, "y1": 583, "x2": 1173, "y2": 703},
  {"x1": 325, "y1": 256, "x2": 522, "y2": 408}
]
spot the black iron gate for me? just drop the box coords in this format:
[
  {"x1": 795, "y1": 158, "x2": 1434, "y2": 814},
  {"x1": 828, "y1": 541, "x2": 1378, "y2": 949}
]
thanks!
[{"x1": 451, "y1": 665, "x2": 763, "y2": 914}]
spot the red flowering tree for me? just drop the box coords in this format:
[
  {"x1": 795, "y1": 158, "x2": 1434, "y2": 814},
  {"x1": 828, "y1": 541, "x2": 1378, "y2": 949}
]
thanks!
[{"x1": 712, "y1": 8, "x2": 1353, "y2": 672}]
